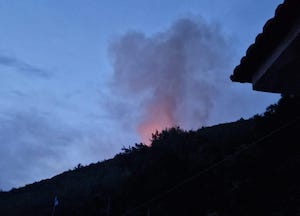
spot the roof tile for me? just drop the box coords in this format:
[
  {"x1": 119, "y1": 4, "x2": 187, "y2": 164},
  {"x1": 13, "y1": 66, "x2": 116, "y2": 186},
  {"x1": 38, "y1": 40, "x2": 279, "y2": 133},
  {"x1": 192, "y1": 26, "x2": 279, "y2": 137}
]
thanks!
[{"x1": 231, "y1": 0, "x2": 300, "y2": 83}]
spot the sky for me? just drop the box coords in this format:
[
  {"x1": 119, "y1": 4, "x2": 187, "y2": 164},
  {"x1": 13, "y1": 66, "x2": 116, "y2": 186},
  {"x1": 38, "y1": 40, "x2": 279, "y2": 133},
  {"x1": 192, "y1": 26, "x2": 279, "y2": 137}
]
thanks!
[{"x1": 0, "y1": 0, "x2": 283, "y2": 191}]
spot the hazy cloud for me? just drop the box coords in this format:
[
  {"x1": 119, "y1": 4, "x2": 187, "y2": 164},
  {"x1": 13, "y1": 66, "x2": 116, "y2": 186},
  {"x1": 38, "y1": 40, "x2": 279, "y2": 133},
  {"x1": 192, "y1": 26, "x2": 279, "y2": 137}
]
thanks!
[
  {"x1": 0, "y1": 110, "x2": 79, "y2": 190},
  {"x1": 0, "y1": 54, "x2": 50, "y2": 78},
  {"x1": 0, "y1": 106, "x2": 125, "y2": 191}
]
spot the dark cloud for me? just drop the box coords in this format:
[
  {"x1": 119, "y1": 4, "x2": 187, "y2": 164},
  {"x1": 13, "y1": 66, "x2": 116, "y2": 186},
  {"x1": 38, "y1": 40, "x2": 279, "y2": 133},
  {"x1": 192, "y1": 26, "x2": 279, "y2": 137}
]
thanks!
[
  {"x1": 0, "y1": 110, "x2": 79, "y2": 191},
  {"x1": 0, "y1": 106, "x2": 124, "y2": 191},
  {"x1": 0, "y1": 54, "x2": 50, "y2": 78},
  {"x1": 109, "y1": 17, "x2": 232, "y2": 143}
]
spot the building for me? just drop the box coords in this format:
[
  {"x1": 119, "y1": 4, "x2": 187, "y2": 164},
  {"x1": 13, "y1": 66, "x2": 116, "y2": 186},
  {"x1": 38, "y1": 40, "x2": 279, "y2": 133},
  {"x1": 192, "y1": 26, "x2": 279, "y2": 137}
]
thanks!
[{"x1": 230, "y1": 0, "x2": 300, "y2": 95}]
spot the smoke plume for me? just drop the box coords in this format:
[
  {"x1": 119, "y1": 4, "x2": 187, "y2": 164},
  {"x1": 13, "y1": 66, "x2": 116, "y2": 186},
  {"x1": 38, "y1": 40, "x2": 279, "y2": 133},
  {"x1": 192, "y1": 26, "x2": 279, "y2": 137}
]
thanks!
[{"x1": 109, "y1": 18, "x2": 231, "y2": 144}]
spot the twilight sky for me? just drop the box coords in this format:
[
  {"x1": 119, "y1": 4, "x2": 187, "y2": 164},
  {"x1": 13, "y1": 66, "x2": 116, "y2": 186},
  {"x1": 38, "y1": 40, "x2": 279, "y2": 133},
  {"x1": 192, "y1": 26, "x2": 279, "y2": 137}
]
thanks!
[{"x1": 0, "y1": 0, "x2": 282, "y2": 191}]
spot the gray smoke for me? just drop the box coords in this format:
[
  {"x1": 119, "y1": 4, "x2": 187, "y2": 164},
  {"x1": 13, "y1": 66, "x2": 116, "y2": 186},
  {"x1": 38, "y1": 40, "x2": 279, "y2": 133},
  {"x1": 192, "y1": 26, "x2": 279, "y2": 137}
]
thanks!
[{"x1": 109, "y1": 17, "x2": 231, "y2": 143}]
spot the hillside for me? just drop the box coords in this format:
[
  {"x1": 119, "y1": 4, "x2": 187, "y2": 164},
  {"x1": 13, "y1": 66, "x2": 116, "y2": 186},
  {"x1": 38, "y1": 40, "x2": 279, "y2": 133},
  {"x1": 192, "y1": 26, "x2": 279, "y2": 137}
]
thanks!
[{"x1": 0, "y1": 96, "x2": 299, "y2": 216}]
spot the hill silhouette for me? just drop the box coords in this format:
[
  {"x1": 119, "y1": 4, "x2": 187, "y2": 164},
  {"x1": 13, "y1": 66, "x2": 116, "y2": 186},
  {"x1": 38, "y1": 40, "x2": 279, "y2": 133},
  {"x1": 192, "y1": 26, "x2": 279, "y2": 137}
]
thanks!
[{"x1": 0, "y1": 95, "x2": 299, "y2": 216}]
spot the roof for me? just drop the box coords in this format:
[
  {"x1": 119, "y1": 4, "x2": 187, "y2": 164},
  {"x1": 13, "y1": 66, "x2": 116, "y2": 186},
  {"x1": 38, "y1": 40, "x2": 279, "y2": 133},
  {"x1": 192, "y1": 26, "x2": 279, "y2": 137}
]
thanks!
[{"x1": 230, "y1": 0, "x2": 300, "y2": 83}]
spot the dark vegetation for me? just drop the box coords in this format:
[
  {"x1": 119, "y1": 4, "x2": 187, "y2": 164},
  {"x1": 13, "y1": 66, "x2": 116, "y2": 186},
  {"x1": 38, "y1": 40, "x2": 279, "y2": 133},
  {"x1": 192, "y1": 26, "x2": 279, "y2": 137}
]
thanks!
[{"x1": 0, "y1": 95, "x2": 300, "y2": 215}]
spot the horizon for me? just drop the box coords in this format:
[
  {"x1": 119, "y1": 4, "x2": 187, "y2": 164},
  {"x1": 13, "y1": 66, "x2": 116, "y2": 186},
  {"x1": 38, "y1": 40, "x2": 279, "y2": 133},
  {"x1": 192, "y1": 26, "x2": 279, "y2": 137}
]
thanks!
[{"x1": 0, "y1": 0, "x2": 282, "y2": 191}]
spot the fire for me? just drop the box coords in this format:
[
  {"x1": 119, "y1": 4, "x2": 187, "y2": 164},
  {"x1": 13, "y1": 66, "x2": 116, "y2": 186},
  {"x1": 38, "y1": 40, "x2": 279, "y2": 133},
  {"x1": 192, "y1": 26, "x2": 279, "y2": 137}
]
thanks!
[{"x1": 137, "y1": 101, "x2": 175, "y2": 145}]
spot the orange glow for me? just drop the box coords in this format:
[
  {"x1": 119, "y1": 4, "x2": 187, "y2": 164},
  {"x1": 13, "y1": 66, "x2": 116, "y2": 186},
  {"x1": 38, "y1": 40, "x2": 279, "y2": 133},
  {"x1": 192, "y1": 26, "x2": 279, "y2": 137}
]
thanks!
[{"x1": 137, "y1": 100, "x2": 176, "y2": 145}]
